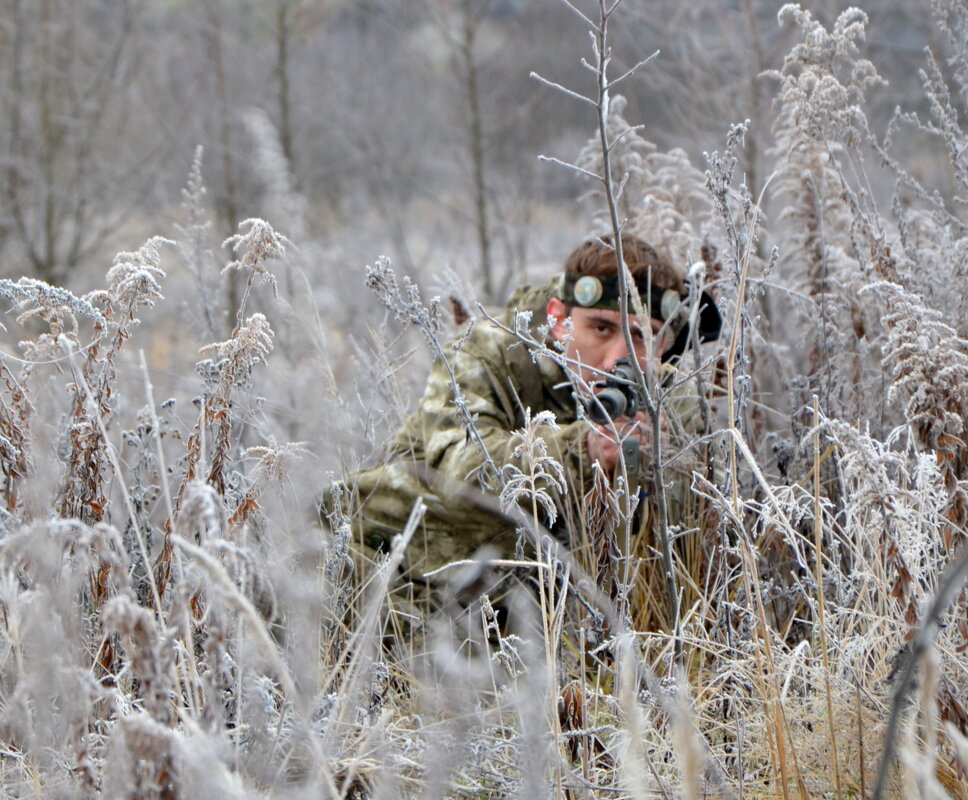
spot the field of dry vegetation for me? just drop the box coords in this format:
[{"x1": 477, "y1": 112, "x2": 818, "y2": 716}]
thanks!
[{"x1": 0, "y1": 1, "x2": 967, "y2": 797}]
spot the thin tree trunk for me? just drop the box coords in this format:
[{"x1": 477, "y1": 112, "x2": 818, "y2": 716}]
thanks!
[
  {"x1": 206, "y1": 0, "x2": 242, "y2": 330},
  {"x1": 460, "y1": 0, "x2": 493, "y2": 302},
  {"x1": 275, "y1": 0, "x2": 295, "y2": 169}
]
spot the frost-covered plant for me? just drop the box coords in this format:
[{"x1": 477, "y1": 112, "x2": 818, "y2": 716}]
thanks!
[
  {"x1": 56, "y1": 237, "x2": 170, "y2": 524},
  {"x1": 704, "y1": 120, "x2": 769, "y2": 451},
  {"x1": 0, "y1": 360, "x2": 32, "y2": 518},
  {"x1": 222, "y1": 217, "x2": 287, "y2": 315},
  {"x1": 243, "y1": 108, "x2": 311, "y2": 244},
  {"x1": 364, "y1": 255, "x2": 442, "y2": 350},
  {"x1": 174, "y1": 147, "x2": 222, "y2": 341},
  {"x1": 0, "y1": 277, "x2": 102, "y2": 362},
  {"x1": 177, "y1": 218, "x2": 285, "y2": 500},
  {"x1": 767, "y1": 5, "x2": 886, "y2": 419},
  {"x1": 499, "y1": 409, "x2": 567, "y2": 528},
  {"x1": 0, "y1": 280, "x2": 102, "y2": 520},
  {"x1": 0, "y1": 519, "x2": 121, "y2": 788},
  {"x1": 199, "y1": 311, "x2": 274, "y2": 384},
  {"x1": 130, "y1": 218, "x2": 290, "y2": 610},
  {"x1": 364, "y1": 255, "x2": 499, "y2": 483},
  {"x1": 867, "y1": 281, "x2": 968, "y2": 544},
  {"x1": 102, "y1": 594, "x2": 176, "y2": 724},
  {"x1": 229, "y1": 437, "x2": 311, "y2": 531},
  {"x1": 103, "y1": 239, "x2": 167, "y2": 317},
  {"x1": 575, "y1": 94, "x2": 714, "y2": 266},
  {"x1": 824, "y1": 417, "x2": 948, "y2": 627},
  {"x1": 582, "y1": 459, "x2": 622, "y2": 599},
  {"x1": 770, "y1": 5, "x2": 882, "y2": 146},
  {"x1": 877, "y1": 1, "x2": 968, "y2": 338}
]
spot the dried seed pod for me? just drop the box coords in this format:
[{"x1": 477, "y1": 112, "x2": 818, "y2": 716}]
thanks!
[{"x1": 558, "y1": 680, "x2": 586, "y2": 762}]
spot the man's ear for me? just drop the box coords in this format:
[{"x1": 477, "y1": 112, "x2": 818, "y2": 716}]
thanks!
[{"x1": 546, "y1": 297, "x2": 569, "y2": 342}]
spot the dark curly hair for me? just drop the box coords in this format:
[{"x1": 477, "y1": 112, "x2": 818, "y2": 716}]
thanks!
[{"x1": 562, "y1": 233, "x2": 683, "y2": 294}]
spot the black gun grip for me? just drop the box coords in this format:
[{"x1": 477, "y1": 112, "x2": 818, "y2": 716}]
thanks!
[{"x1": 621, "y1": 436, "x2": 639, "y2": 479}]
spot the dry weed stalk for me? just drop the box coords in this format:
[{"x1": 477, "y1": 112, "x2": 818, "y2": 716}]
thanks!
[
  {"x1": 174, "y1": 146, "x2": 222, "y2": 342},
  {"x1": 57, "y1": 237, "x2": 169, "y2": 524},
  {"x1": 0, "y1": 359, "x2": 31, "y2": 517},
  {"x1": 158, "y1": 219, "x2": 285, "y2": 598},
  {"x1": 874, "y1": 282, "x2": 968, "y2": 546}
]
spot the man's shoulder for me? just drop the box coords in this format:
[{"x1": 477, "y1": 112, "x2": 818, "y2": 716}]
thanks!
[
  {"x1": 457, "y1": 278, "x2": 557, "y2": 362},
  {"x1": 503, "y1": 276, "x2": 559, "y2": 316}
]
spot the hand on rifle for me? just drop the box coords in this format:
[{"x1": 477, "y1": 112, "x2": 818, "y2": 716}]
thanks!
[{"x1": 586, "y1": 410, "x2": 666, "y2": 475}]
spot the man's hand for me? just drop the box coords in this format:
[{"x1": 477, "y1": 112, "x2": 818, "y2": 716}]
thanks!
[{"x1": 585, "y1": 411, "x2": 656, "y2": 474}]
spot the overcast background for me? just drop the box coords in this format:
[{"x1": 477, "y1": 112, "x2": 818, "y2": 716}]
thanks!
[{"x1": 0, "y1": 0, "x2": 943, "y2": 294}]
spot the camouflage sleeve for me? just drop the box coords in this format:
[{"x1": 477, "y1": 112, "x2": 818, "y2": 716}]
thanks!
[
  {"x1": 657, "y1": 363, "x2": 721, "y2": 507},
  {"x1": 321, "y1": 327, "x2": 594, "y2": 574},
  {"x1": 404, "y1": 340, "x2": 592, "y2": 524},
  {"x1": 657, "y1": 363, "x2": 706, "y2": 438},
  {"x1": 313, "y1": 337, "x2": 589, "y2": 572}
]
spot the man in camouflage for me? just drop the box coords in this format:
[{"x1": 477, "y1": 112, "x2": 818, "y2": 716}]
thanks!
[{"x1": 327, "y1": 233, "x2": 721, "y2": 615}]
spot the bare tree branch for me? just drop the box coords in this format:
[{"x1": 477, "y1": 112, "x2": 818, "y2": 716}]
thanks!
[
  {"x1": 557, "y1": 0, "x2": 597, "y2": 30},
  {"x1": 536, "y1": 155, "x2": 603, "y2": 181},
  {"x1": 528, "y1": 71, "x2": 596, "y2": 106},
  {"x1": 607, "y1": 50, "x2": 660, "y2": 90}
]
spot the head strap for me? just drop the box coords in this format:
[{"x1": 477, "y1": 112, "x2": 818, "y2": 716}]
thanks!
[
  {"x1": 560, "y1": 273, "x2": 681, "y2": 321},
  {"x1": 554, "y1": 272, "x2": 723, "y2": 363}
]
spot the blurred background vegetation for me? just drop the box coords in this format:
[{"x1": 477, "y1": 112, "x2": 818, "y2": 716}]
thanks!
[{"x1": 0, "y1": 0, "x2": 946, "y2": 294}]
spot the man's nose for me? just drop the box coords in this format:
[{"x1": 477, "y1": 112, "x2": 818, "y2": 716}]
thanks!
[{"x1": 603, "y1": 338, "x2": 632, "y2": 371}]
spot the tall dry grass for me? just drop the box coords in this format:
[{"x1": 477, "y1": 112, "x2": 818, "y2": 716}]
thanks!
[{"x1": 0, "y1": 2, "x2": 964, "y2": 798}]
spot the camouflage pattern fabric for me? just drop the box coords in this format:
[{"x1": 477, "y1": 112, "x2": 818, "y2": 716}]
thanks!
[{"x1": 324, "y1": 277, "x2": 704, "y2": 587}]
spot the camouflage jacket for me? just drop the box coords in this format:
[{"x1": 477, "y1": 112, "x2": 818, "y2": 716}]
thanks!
[{"x1": 329, "y1": 277, "x2": 703, "y2": 576}]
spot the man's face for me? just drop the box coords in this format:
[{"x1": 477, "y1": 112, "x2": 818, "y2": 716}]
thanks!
[{"x1": 546, "y1": 297, "x2": 670, "y2": 384}]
